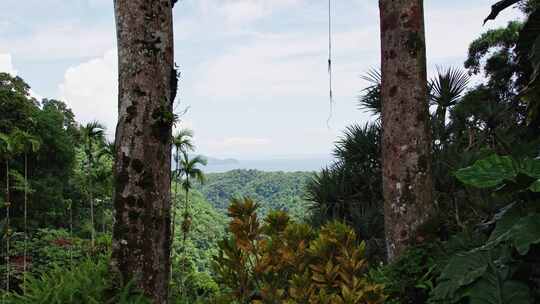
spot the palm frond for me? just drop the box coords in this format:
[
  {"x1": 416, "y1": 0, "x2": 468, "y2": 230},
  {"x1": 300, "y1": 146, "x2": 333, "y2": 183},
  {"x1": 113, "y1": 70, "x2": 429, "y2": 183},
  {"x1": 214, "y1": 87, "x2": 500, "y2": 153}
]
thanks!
[
  {"x1": 429, "y1": 66, "x2": 470, "y2": 108},
  {"x1": 81, "y1": 121, "x2": 106, "y2": 141},
  {"x1": 11, "y1": 129, "x2": 41, "y2": 154},
  {"x1": 179, "y1": 153, "x2": 207, "y2": 189},
  {"x1": 172, "y1": 128, "x2": 195, "y2": 153},
  {"x1": 358, "y1": 69, "x2": 382, "y2": 117}
]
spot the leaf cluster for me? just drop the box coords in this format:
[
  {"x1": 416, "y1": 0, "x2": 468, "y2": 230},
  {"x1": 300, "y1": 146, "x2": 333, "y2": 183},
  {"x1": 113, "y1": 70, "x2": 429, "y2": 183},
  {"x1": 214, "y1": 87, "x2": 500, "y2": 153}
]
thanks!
[{"x1": 212, "y1": 197, "x2": 386, "y2": 304}]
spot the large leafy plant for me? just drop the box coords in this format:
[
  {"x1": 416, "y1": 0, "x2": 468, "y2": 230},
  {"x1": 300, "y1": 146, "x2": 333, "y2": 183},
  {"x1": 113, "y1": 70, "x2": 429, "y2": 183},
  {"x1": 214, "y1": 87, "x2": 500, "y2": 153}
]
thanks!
[{"x1": 429, "y1": 154, "x2": 540, "y2": 304}]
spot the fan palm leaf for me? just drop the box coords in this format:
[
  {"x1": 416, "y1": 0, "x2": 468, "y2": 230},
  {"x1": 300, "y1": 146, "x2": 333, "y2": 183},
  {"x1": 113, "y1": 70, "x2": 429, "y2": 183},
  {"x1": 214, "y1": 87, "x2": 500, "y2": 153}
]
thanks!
[
  {"x1": 429, "y1": 66, "x2": 470, "y2": 108},
  {"x1": 358, "y1": 69, "x2": 382, "y2": 117}
]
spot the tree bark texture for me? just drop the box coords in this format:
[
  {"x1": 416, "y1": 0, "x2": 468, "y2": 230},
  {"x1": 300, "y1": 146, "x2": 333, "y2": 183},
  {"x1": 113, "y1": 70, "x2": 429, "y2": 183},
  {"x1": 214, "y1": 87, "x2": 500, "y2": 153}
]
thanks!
[
  {"x1": 379, "y1": 0, "x2": 433, "y2": 261},
  {"x1": 112, "y1": 1, "x2": 174, "y2": 302}
]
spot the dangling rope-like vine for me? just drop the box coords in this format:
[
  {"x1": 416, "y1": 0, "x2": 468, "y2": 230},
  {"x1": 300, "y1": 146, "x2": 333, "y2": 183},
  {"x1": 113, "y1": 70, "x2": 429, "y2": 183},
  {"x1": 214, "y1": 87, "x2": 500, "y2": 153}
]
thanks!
[
  {"x1": 23, "y1": 153, "x2": 27, "y2": 291},
  {"x1": 327, "y1": 0, "x2": 334, "y2": 128},
  {"x1": 5, "y1": 160, "x2": 10, "y2": 296}
]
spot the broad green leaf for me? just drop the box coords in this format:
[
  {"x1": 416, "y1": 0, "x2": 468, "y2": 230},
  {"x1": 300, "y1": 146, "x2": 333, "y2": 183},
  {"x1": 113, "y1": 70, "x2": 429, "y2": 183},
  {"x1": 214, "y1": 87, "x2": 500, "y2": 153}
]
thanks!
[
  {"x1": 510, "y1": 214, "x2": 540, "y2": 255},
  {"x1": 455, "y1": 155, "x2": 516, "y2": 188},
  {"x1": 468, "y1": 263, "x2": 531, "y2": 304},
  {"x1": 519, "y1": 158, "x2": 540, "y2": 178},
  {"x1": 488, "y1": 213, "x2": 540, "y2": 255},
  {"x1": 456, "y1": 155, "x2": 540, "y2": 191},
  {"x1": 430, "y1": 250, "x2": 489, "y2": 302},
  {"x1": 529, "y1": 180, "x2": 540, "y2": 192}
]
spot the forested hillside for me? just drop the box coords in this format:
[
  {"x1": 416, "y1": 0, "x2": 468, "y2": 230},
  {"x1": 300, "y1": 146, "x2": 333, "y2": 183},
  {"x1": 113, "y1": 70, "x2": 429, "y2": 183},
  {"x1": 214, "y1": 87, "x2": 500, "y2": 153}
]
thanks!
[{"x1": 196, "y1": 169, "x2": 314, "y2": 220}]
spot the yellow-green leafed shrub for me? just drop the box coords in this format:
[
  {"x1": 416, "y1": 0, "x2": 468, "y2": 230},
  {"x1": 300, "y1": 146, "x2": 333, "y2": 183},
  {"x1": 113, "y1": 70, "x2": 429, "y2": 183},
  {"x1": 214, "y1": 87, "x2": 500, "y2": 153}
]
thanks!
[{"x1": 213, "y1": 197, "x2": 386, "y2": 304}]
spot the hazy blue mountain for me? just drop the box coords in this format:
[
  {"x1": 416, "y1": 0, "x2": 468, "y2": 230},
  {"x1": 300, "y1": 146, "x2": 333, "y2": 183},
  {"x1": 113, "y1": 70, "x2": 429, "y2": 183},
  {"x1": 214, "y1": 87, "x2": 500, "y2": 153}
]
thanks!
[{"x1": 201, "y1": 155, "x2": 334, "y2": 173}]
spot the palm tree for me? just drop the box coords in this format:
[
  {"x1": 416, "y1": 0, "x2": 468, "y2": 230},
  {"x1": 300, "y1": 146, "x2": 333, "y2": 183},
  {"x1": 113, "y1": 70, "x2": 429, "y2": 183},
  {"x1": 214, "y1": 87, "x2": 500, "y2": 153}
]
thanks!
[
  {"x1": 429, "y1": 66, "x2": 470, "y2": 146},
  {"x1": 0, "y1": 132, "x2": 20, "y2": 293},
  {"x1": 178, "y1": 152, "x2": 206, "y2": 240},
  {"x1": 95, "y1": 141, "x2": 115, "y2": 234},
  {"x1": 177, "y1": 152, "x2": 206, "y2": 297},
  {"x1": 10, "y1": 130, "x2": 40, "y2": 287},
  {"x1": 170, "y1": 129, "x2": 194, "y2": 275},
  {"x1": 79, "y1": 121, "x2": 105, "y2": 248}
]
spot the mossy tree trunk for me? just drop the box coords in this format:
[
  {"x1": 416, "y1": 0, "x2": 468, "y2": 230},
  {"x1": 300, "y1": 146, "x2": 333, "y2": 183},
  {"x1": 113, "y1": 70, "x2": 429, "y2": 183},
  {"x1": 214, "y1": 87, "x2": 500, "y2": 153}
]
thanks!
[
  {"x1": 112, "y1": 0, "x2": 175, "y2": 302},
  {"x1": 379, "y1": 0, "x2": 433, "y2": 261}
]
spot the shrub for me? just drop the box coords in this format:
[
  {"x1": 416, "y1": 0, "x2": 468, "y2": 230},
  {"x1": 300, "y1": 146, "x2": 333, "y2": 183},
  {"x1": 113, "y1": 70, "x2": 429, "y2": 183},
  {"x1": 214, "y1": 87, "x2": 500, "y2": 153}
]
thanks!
[
  {"x1": 212, "y1": 197, "x2": 386, "y2": 304},
  {"x1": 3, "y1": 256, "x2": 149, "y2": 304}
]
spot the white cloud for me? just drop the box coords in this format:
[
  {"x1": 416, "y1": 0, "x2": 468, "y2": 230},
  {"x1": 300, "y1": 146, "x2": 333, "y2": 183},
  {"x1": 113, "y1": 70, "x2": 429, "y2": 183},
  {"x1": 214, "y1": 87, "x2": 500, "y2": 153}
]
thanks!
[
  {"x1": 193, "y1": 1, "x2": 521, "y2": 103},
  {"x1": 199, "y1": 0, "x2": 303, "y2": 25},
  {"x1": 0, "y1": 53, "x2": 17, "y2": 75},
  {"x1": 425, "y1": 4, "x2": 522, "y2": 63},
  {"x1": 0, "y1": 53, "x2": 44, "y2": 99},
  {"x1": 59, "y1": 49, "x2": 118, "y2": 137},
  {"x1": 0, "y1": 23, "x2": 114, "y2": 61},
  {"x1": 194, "y1": 28, "x2": 375, "y2": 101}
]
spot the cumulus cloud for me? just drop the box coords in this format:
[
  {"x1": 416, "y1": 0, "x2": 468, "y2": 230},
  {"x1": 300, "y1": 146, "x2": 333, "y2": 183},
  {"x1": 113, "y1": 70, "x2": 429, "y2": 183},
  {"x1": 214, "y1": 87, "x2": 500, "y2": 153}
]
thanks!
[
  {"x1": 0, "y1": 23, "x2": 114, "y2": 61},
  {"x1": 59, "y1": 49, "x2": 118, "y2": 137},
  {"x1": 58, "y1": 49, "x2": 195, "y2": 140},
  {"x1": 0, "y1": 53, "x2": 17, "y2": 75}
]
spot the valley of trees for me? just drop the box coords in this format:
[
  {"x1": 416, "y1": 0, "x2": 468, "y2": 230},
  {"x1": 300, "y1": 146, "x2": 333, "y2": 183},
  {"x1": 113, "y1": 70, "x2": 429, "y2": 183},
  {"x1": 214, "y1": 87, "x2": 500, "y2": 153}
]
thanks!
[
  {"x1": 1, "y1": 0, "x2": 540, "y2": 303},
  {"x1": 197, "y1": 170, "x2": 313, "y2": 219}
]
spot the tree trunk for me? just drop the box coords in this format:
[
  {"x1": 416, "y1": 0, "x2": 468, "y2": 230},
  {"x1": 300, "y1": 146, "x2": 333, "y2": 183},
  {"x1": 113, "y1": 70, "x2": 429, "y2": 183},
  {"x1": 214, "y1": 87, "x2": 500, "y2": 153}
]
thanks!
[
  {"x1": 86, "y1": 146, "x2": 96, "y2": 248},
  {"x1": 112, "y1": 0, "x2": 175, "y2": 302},
  {"x1": 169, "y1": 150, "x2": 179, "y2": 283},
  {"x1": 379, "y1": 0, "x2": 433, "y2": 261}
]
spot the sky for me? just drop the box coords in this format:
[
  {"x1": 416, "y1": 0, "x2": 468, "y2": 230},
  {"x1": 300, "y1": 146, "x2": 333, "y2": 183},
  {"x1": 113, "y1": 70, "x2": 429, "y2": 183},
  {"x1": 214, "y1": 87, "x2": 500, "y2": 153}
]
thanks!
[{"x1": 0, "y1": 0, "x2": 522, "y2": 159}]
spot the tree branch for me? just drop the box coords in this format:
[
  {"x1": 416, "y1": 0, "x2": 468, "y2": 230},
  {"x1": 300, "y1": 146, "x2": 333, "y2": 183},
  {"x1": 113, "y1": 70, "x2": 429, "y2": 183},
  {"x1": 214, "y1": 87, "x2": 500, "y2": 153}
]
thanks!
[{"x1": 484, "y1": 0, "x2": 522, "y2": 24}]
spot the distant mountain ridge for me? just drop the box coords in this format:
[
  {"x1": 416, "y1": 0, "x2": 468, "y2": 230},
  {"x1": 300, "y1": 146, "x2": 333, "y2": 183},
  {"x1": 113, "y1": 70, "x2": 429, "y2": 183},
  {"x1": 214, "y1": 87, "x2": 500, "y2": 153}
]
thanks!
[
  {"x1": 203, "y1": 156, "x2": 240, "y2": 166},
  {"x1": 199, "y1": 155, "x2": 333, "y2": 173}
]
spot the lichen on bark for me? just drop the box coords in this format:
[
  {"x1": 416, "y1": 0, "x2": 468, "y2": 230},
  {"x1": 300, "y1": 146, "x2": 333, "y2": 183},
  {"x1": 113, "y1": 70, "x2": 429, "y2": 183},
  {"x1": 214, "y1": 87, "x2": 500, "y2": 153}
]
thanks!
[{"x1": 112, "y1": 0, "x2": 174, "y2": 302}]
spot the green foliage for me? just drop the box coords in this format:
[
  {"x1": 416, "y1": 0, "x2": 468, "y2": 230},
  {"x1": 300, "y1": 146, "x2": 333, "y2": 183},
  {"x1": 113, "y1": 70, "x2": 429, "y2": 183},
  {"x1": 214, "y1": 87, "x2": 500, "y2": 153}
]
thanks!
[
  {"x1": 432, "y1": 248, "x2": 531, "y2": 304},
  {"x1": 428, "y1": 154, "x2": 540, "y2": 304},
  {"x1": 370, "y1": 245, "x2": 439, "y2": 304},
  {"x1": 3, "y1": 257, "x2": 150, "y2": 304},
  {"x1": 169, "y1": 190, "x2": 226, "y2": 302},
  {"x1": 465, "y1": 21, "x2": 523, "y2": 75},
  {"x1": 0, "y1": 228, "x2": 111, "y2": 288},
  {"x1": 358, "y1": 69, "x2": 381, "y2": 117},
  {"x1": 516, "y1": 7, "x2": 540, "y2": 126},
  {"x1": 306, "y1": 123, "x2": 384, "y2": 263},
  {"x1": 197, "y1": 169, "x2": 313, "y2": 221},
  {"x1": 213, "y1": 197, "x2": 386, "y2": 304},
  {"x1": 455, "y1": 154, "x2": 540, "y2": 191}
]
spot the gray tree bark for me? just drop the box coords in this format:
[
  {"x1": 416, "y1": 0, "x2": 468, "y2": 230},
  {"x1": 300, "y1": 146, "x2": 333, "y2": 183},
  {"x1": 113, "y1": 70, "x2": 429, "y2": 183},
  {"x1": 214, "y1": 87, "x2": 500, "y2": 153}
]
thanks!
[
  {"x1": 112, "y1": 0, "x2": 175, "y2": 302},
  {"x1": 379, "y1": 0, "x2": 433, "y2": 261}
]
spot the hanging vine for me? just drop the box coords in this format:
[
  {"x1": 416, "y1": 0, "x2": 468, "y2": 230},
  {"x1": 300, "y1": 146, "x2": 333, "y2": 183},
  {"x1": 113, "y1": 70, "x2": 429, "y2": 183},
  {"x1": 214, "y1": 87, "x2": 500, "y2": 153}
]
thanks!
[{"x1": 327, "y1": 0, "x2": 334, "y2": 128}]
